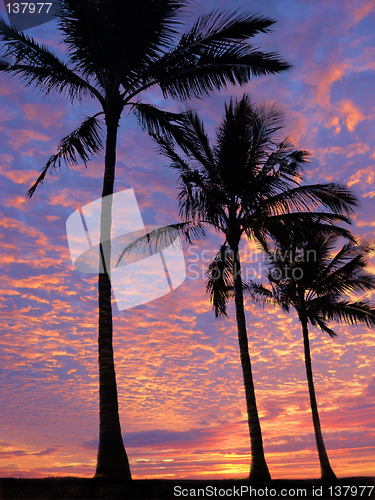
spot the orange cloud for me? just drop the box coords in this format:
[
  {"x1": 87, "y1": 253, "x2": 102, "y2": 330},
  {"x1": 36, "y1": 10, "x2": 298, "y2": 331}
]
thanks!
[
  {"x1": 347, "y1": 167, "x2": 375, "y2": 188},
  {"x1": 313, "y1": 63, "x2": 348, "y2": 109},
  {"x1": 6, "y1": 129, "x2": 51, "y2": 150},
  {"x1": 2, "y1": 195, "x2": 28, "y2": 210},
  {"x1": 362, "y1": 191, "x2": 375, "y2": 199},
  {"x1": 317, "y1": 142, "x2": 371, "y2": 164},
  {"x1": 45, "y1": 216, "x2": 61, "y2": 222},
  {"x1": 337, "y1": 100, "x2": 366, "y2": 132},
  {"x1": 1, "y1": 169, "x2": 41, "y2": 186},
  {"x1": 46, "y1": 188, "x2": 95, "y2": 210},
  {"x1": 348, "y1": 0, "x2": 375, "y2": 25}
]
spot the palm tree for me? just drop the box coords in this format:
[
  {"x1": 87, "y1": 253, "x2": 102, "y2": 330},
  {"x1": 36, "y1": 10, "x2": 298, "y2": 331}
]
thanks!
[
  {"x1": 251, "y1": 233, "x2": 375, "y2": 480},
  {"x1": 0, "y1": 1, "x2": 293, "y2": 480},
  {"x1": 151, "y1": 94, "x2": 357, "y2": 480}
]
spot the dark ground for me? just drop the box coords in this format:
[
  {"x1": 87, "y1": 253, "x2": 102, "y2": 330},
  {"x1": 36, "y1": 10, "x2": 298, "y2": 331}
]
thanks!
[{"x1": 0, "y1": 477, "x2": 374, "y2": 500}]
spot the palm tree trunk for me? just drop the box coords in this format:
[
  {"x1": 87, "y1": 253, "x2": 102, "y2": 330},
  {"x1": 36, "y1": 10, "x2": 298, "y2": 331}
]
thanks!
[
  {"x1": 231, "y1": 242, "x2": 271, "y2": 481},
  {"x1": 299, "y1": 314, "x2": 337, "y2": 481},
  {"x1": 95, "y1": 109, "x2": 131, "y2": 480}
]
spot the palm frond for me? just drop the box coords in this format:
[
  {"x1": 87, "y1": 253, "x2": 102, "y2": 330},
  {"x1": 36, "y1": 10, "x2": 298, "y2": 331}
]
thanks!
[
  {"x1": 183, "y1": 9, "x2": 277, "y2": 44},
  {"x1": 321, "y1": 241, "x2": 359, "y2": 273},
  {"x1": 244, "y1": 212, "x2": 354, "y2": 244},
  {"x1": 206, "y1": 244, "x2": 234, "y2": 317},
  {"x1": 155, "y1": 45, "x2": 291, "y2": 100},
  {"x1": 243, "y1": 281, "x2": 275, "y2": 304},
  {"x1": 257, "y1": 183, "x2": 357, "y2": 216},
  {"x1": 262, "y1": 139, "x2": 308, "y2": 175},
  {"x1": 136, "y1": 10, "x2": 290, "y2": 100},
  {"x1": 0, "y1": 19, "x2": 102, "y2": 104},
  {"x1": 0, "y1": 57, "x2": 10, "y2": 70},
  {"x1": 246, "y1": 102, "x2": 286, "y2": 168},
  {"x1": 306, "y1": 238, "x2": 375, "y2": 297},
  {"x1": 57, "y1": 0, "x2": 186, "y2": 90},
  {"x1": 318, "y1": 256, "x2": 375, "y2": 295},
  {"x1": 264, "y1": 229, "x2": 375, "y2": 338},
  {"x1": 300, "y1": 184, "x2": 358, "y2": 215},
  {"x1": 116, "y1": 221, "x2": 206, "y2": 267},
  {"x1": 309, "y1": 316, "x2": 338, "y2": 338},
  {"x1": 27, "y1": 113, "x2": 105, "y2": 197},
  {"x1": 179, "y1": 109, "x2": 216, "y2": 170},
  {"x1": 321, "y1": 300, "x2": 375, "y2": 329},
  {"x1": 214, "y1": 96, "x2": 286, "y2": 188},
  {"x1": 133, "y1": 102, "x2": 188, "y2": 145}
]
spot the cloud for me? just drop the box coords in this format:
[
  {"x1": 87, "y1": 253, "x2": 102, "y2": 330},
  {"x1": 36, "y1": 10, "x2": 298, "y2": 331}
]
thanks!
[
  {"x1": 347, "y1": 167, "x2": 375, "y2": 187},
  {"x1": 346, "y1": 0, "x2": 375, "y2": 26},
  {"x1": 0, "y1": 447, "x2": 59, "y2": 459},
  {"x1": 21, "y1": 103, "x2": 65, "y2": 129},
  {"x1": 336, "y1": 100, "x2": 367, "y2": 132},
  {"x1": 5, "y1": 129, "x2": 51, "y2": 150}
]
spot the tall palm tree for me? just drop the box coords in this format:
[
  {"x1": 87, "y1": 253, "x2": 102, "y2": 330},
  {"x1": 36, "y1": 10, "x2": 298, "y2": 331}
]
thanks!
[
  {"x1": 151, "y1": 94, "x2": 357, "y2": 480},
  {"x1": 0, "y1": 1, "x2": 293, "y2": 479},
  {"x1": 251, "y1": 233, "x2": 375, "y2": 480}
]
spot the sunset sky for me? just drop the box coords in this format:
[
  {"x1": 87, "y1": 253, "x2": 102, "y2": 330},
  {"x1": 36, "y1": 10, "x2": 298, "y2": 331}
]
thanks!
[{"x1": 0, "y1": 0, "x2": 374, "y2": 480}]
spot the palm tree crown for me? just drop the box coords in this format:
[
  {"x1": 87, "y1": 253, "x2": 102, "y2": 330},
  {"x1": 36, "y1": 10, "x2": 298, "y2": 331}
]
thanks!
[
  {"x1": 262, "y1": 234, "x2": 375, "y2": 336},
  {"x1": 156, "y1": 95, "x2": 356, "y2": 256},
  {"x1": 0, "y1": 1, "x2": 292, "y2": 193},
  {"x1": 152, "y1": 94, "x2": 358, "y2": 480},
  {"x1": 251, "y1": 233, "x2": 375, "y2": 480}
]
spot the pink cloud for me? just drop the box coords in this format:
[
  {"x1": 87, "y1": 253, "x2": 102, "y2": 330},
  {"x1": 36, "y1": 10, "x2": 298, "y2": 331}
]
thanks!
[
  {"x1": 346, "y1": 0, "x2": 375, "y2": 26},
  {"x1": 21, "y1": 103, "x2": 65, "y2": 129},
  {"x1": 0, "y1": 169, "x2": 39, "y2": 186},
  {"x1": 336, "y1": 100, "x2": 367, "y2": 133},
  {"x1": 6, "y1": 129, "x2": 51, "y2": 150}
]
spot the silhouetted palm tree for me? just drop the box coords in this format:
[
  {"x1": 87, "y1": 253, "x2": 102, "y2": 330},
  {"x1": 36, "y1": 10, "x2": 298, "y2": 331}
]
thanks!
[
  {"x1": 0, "y1": 1, "x2": 293, "y2": 479},
  {"x1": 251, "y1": 233, "x2": 375, "y2": 480},
  {"x1": 152, "y1": 94, "x2": 357, "y2": 480}
]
